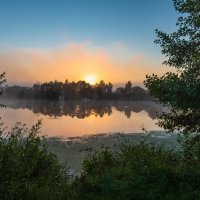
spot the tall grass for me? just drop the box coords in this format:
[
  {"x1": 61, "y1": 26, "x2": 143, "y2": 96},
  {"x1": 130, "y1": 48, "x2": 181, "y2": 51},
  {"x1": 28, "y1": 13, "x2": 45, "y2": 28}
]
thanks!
[{"x1": 73, "y1": 141, "x2": 200, "y2": 200}]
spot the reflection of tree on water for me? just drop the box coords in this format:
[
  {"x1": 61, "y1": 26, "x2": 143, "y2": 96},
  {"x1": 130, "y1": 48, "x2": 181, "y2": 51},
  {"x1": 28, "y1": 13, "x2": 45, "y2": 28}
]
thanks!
[
  {"x1": 62, "y1": 102, "x2": 112, "y2": 118},
  {"x1": 114, "y1": 101, "x2": 166, "y2": 119},
  {"x1": 2, "y1": 100, "x2": 166, "y2": 119}
]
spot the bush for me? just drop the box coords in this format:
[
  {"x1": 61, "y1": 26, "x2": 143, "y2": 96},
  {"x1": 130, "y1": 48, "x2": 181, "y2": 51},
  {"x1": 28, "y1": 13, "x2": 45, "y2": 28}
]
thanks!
[
  {"x1": 0, "y1": 120, "x2": 72, "y2": 200},
  {"x1": 73, "y1": 142, "x2": 200, "y2": 200}
]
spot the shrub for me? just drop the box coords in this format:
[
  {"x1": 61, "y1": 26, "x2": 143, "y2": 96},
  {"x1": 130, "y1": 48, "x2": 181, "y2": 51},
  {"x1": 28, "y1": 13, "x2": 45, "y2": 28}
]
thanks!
[
  {"x1": 73, "y1": 142, "x2": 200, "y2": 200},
  {"x1": 0, "y1": 120, "x2": 72, "y2": 200}
]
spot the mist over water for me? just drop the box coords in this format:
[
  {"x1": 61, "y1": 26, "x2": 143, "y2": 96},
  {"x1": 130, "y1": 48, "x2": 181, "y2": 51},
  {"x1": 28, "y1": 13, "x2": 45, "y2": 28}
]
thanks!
[{"x1": 0, "y1": 100, "x2": 165, "y2": 137}]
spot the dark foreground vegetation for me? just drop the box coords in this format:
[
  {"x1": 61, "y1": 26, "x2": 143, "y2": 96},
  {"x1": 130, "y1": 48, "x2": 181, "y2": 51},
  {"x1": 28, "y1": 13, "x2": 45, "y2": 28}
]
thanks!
[
  {"x1": 1, "y1": 80, "x2": 151, "y2": 101},
  {"x1": 0, "y1": 121, "x2": 71, "y2": 200},
  {"x1": 1, "y1": 122, "x2": 200, "y2": 200}
]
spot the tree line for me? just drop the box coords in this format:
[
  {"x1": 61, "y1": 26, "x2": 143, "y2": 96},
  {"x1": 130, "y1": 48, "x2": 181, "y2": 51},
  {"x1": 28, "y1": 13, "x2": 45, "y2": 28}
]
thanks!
[{"x1": 2, "y1": 80, "x2": 152, "y2": 101}]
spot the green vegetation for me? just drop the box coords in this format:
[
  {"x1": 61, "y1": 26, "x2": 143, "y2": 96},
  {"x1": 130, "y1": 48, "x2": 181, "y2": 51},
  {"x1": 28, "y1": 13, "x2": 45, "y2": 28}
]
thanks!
[
  {"x1": 144, "y1": 0, "x2": 200, "y2": 134},
  {"x1": 2, "y1": 80, "x2": 150, "y2": 101},
  {"x1": 0, "y1": 121, "x2": 72, "y2": 200},
  {"x1": 0, "y1": 72, "x2": 6, "y2": 107},
  {"x1": 72, "y1": 141, "x2": 200, "y2": 200}
]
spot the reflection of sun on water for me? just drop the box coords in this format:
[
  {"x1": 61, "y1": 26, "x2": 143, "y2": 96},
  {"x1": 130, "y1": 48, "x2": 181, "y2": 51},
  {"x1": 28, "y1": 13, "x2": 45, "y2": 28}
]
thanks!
[{"x1": 84, "y1": 75, "x2": 97, "y2": 85}]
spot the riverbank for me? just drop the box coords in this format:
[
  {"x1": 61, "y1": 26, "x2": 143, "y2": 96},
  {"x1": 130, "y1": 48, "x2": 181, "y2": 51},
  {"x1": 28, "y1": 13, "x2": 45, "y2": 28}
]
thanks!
[{"x1": 46, "y1": 131, "x2": 181, "y2": 173}]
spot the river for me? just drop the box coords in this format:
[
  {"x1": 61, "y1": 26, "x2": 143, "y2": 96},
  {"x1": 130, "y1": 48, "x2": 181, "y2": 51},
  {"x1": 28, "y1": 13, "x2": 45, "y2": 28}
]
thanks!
[{"x1": 0, "y1": 99, "x2": 165, "y2": 137}]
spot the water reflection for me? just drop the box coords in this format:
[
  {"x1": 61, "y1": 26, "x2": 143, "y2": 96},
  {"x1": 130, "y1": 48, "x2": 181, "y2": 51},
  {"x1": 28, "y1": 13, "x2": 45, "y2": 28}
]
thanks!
[
  {"x1": 1, "y1": 100, "x2": 165, "y2": 120},
  {"x1": 0, "y1": 100, "x2": 167, "y2": 137}
]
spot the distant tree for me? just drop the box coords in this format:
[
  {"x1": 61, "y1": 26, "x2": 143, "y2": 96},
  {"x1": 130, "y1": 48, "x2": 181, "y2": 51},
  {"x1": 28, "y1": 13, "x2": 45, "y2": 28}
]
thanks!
[
  {"x1": 95, "y1": 80, "x2": 106, "y2": 100},
  {"x1": 106, "y1": 82, "x2": 113, "y2": 93},
  {"x1": 76, "y1": 80, "x2": 93, "y2": 99},
  {"x1": 2, "y1": 77, "x2": 150, "y2": 101},
  {"x1": 0, "y1": 73, "x2": 6, "y2": 83},
  {"x1": 0, "y1": 73, "x2": 6, "y2": 107},
  {"x1": 144, "y1": 0, "x2": 200, "y2": 134},
  {"x1": 125, "y1": 81, "x2": 132, "y2": 92},
  {"x1": 0, "y1": 72, "x2": 6, "y2": 95}
]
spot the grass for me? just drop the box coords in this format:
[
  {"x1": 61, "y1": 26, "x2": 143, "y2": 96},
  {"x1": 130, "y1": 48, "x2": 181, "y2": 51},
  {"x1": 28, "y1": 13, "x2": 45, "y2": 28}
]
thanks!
[
  {"x1": 73, "y1": 142, "x2": 200, "y2": 200},
  {"x1": 1, "y1": 121, "x2": 200, "y2": 199}
]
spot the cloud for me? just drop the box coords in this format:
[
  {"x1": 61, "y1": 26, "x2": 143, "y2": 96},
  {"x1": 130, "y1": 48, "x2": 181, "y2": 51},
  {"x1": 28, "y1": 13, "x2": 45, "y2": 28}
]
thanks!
[{"x1": 0, "y1": 42, "x2": 169, "y2": 85}]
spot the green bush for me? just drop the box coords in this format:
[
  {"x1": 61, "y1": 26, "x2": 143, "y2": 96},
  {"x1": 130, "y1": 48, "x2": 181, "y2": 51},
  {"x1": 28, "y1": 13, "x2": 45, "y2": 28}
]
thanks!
[
  {"x1": 0, "y1": 120, "x2": 72, "y2": 200},
  {"x1": 73, "y1": 142, "x2": 200, "y2": 200}
]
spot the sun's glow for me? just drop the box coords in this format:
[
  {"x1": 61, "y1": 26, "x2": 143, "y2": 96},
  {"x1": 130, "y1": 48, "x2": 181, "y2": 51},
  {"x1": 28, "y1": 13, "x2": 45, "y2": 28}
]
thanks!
[{"x1": 84, "y1": 75, "x2": 97, "y2": 85}]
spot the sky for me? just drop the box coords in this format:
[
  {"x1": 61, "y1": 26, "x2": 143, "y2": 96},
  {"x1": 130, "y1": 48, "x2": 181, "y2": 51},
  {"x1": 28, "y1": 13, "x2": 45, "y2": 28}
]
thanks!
[{"x1": 0, "y1": 0, "x2": 178, "y2": 86}]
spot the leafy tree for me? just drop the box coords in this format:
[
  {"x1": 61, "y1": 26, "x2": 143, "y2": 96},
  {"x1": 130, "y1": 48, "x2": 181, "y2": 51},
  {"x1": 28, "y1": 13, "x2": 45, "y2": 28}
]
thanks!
[
  {"x1": 0, "y1": 72, "x2": 6, "y2": 84},
  {"x1": 144, "y1": 0, "x2": 200, "y2": 134},
  {"x1": 125, "y1": 81, "x2": 132, "y2": 92},
  {"x1": 0, "y1": 73, "x2": 6, "y2": 107},
  {"x1": 0, "y1": 72, "x2": 6, "y2": 95}
]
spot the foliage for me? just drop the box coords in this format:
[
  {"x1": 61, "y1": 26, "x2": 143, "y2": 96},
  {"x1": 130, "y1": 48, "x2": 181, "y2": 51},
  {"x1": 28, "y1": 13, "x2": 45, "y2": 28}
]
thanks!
[
  {"x1": 73, "y1": 142, "x2": 200, "y2": 200},
  {"x1": 0, "y1": 121, "x2": 72, "y2": 200},
  {"x1": 125, "y1": 81, "x2": 132, "y2": 92},
  {"x1": 144, "y1": 0, "x2": 200, "y2": 134},
  {"x1": 0, "y1": 72, "x2": 6, "y2": 87},
  {"x1": 0, "y1": 72, "x2": 6, "y2": 107},
  {"x1": 2, "y1": 80, "x2": 151, "y2": 101}
]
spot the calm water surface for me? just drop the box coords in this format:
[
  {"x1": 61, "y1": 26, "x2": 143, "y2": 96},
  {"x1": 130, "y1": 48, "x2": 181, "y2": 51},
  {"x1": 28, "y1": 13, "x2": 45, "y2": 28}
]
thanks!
[{"x1": 0, "y1": 100, "x2": 165, "y2": 137}]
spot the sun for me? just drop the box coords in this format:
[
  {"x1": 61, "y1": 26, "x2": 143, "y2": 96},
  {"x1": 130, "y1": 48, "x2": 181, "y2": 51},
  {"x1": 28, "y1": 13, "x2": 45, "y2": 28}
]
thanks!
[{"x1": 84, "y1": 74, "x2": 97, "y2": 85}]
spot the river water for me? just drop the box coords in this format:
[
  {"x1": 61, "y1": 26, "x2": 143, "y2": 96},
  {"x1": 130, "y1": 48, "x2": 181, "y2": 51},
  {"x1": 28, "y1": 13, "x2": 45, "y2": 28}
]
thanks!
[{"x1": 0, "y1": 99, "x2": 165, "y2": 137}]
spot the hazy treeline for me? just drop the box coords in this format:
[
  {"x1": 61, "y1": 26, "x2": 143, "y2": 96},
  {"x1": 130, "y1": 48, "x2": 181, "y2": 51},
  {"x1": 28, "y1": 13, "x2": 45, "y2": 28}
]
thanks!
[{"x1": 1, "y1": 80, "x2": 152, "y2": 101}]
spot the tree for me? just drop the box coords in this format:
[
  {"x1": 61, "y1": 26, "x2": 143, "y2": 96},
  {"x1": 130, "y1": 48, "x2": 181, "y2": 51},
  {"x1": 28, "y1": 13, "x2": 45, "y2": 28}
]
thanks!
[
  {"x1": 0, "y1": 73, "x2": 6, "y2": 107},
  {"x1": 144, "y1": 0, "x2": 200, "y2": 134},
  {"x1": 0, "y1": 72, "x2": 6, "y2": 94},
  {"x1": 125, "y1": 81, "x2": 132, "y2": 92}
]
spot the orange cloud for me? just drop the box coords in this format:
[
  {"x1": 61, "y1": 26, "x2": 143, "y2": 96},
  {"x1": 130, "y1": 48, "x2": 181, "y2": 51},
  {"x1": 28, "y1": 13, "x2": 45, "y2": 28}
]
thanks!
[{"x1": 0, "y1": 43, "x2": 169, "y2": 86}]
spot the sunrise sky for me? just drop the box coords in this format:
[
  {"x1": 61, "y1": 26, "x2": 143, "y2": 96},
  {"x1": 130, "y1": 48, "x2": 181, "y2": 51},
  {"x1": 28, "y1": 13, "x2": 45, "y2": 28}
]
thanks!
[{"x1": 0, "y1": 0, "x2": 178, "y2": 86}]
